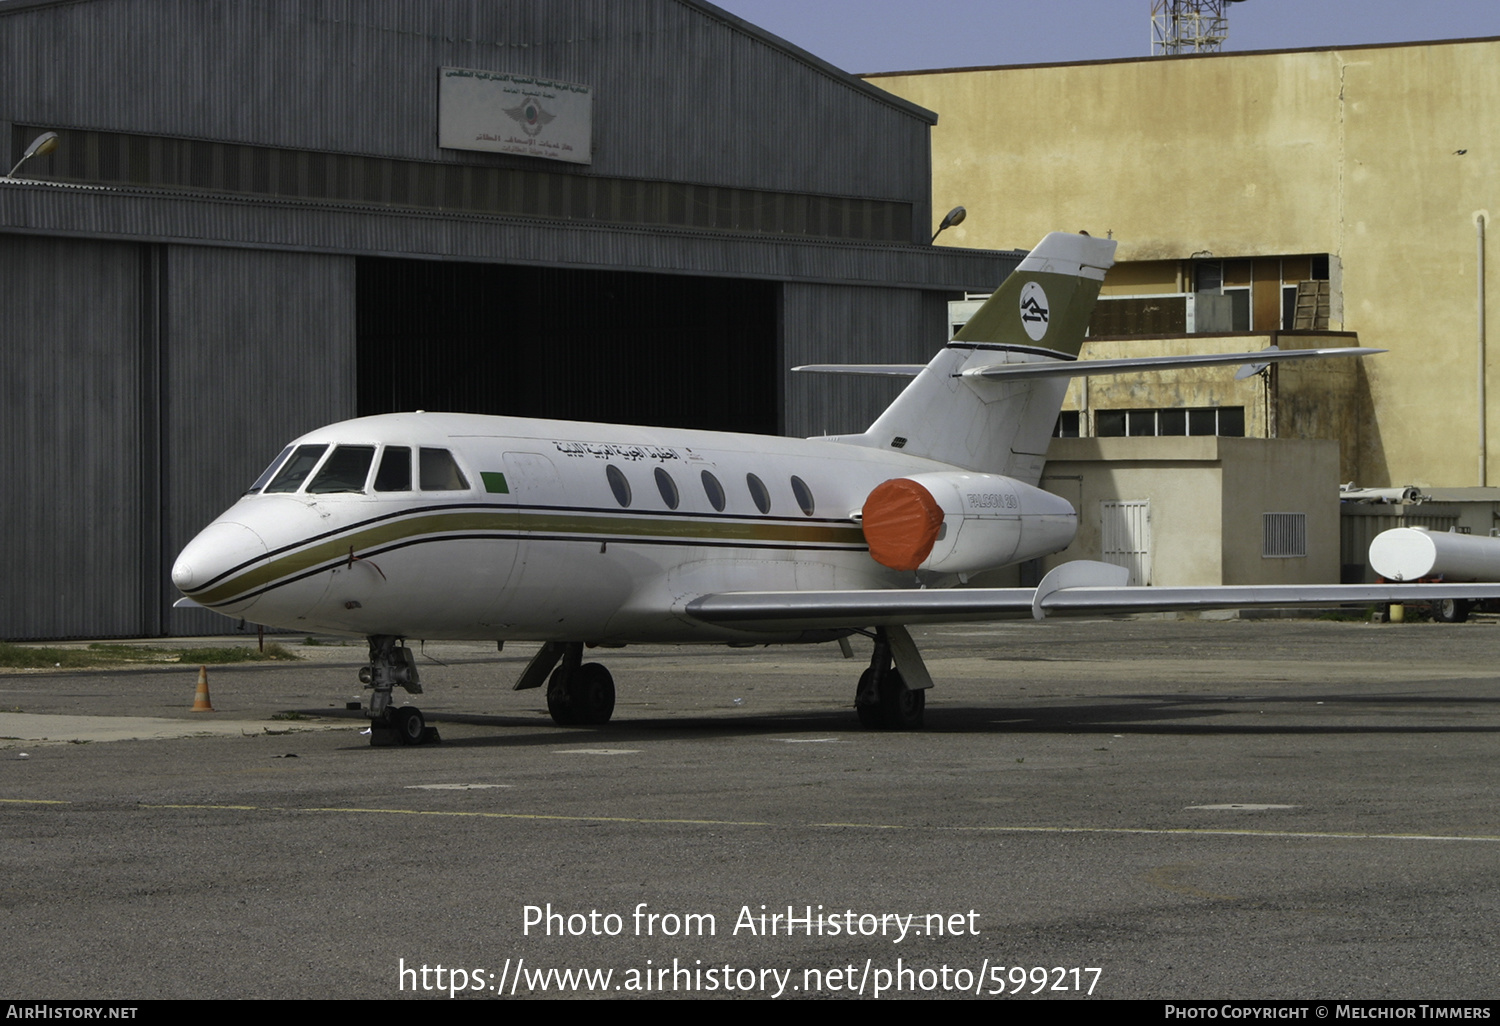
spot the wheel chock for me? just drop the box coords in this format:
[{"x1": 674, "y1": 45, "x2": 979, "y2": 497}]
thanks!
[{"x1": 367, "y1": 724, "x2": 439, "y2": 746}]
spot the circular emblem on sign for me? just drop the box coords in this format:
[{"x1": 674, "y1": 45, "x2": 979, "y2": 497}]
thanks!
[
  {"x1": 503, "y1": 98, "x2": 557, "y2": 138},
  {"x1": 1019, "y1": 281, "x2": 1050, "y2": 342}
]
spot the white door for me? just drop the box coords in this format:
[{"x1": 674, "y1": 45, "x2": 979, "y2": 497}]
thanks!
[{"x1": 1101, "y1": 500, "x2": 1151, "y2": 586}]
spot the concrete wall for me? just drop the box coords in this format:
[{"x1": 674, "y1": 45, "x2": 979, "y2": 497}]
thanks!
[
  {"x1": 1219, "y1": 437, "x2": 1340, "y2": 585},
  {"x1": 872, "y1": 39, "x2": 1500, "y2": 489},
  {"x1": 1040, "y1": 436, "x2": 1340, "y2": 586}
]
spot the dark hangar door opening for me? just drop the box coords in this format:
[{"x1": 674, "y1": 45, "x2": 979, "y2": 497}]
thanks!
[{"x1": 356, "y1": 259, "x2": 779, "y2": 435}]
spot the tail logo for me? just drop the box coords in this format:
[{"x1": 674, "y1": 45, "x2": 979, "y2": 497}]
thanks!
[{"x1": 1019, "y1": 281, "x2": 1050, "y2": 341}]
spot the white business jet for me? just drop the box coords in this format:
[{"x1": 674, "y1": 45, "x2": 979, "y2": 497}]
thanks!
[{"x1": 172, "y1": 232, "x2": 1474, "y2": 743}]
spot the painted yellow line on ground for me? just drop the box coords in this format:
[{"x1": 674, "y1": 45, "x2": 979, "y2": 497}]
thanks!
[
  {"x1": 815, "y1": 822, "x2": 1500, "y2": 843},
  {"x1": 60, "y1": 802, "x2": 1500, "y2": 843},
  {"x1": 142, "y1": 803, "x2": 770, "y2": 827},
  {"x1": 0, "y1": 798, "x2": 71, "y2": 805}
]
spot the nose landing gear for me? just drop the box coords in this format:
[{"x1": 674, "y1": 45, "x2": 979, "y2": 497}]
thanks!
[{"x1": 361, "y1": 635, "x2": 439, "y2": 746}]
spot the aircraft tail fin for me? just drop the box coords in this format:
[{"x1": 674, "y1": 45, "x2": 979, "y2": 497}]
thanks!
[
  {"x1": 951, "y1": 231, "x2": 1115, "y2": 352},
  {"x1": 850, "y1": 232, "x2": 1116, "y2": 483}
]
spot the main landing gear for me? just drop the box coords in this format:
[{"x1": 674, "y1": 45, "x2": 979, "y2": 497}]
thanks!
[
  {"x1": 513, "y1": 641, "x2": 616, "y2": 726},
  {"x1": 853, "y1": 626, "x2": 928, "y2": 731},
  {"x1": 360, "y1": 635, "x2": 439, "y2": 746}
]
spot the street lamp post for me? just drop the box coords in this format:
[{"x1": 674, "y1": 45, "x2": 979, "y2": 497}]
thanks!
[{"x1": 5, "y1": 131, "x2": 59, "y2": 180}]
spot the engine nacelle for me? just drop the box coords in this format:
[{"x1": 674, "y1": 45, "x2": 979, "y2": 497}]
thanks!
[{"x1": 861, "y1": 472, "x2": 1076, "y2": 575}]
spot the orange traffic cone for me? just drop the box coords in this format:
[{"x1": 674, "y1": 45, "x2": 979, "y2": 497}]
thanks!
[{"x1": 192, "y1": 665, "x2": 214, "y2": 712}]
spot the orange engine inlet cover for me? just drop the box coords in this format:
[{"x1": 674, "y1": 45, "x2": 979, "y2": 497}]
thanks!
[{"x1": 861, "y1": 478, "x2": 944, "y2": 571}]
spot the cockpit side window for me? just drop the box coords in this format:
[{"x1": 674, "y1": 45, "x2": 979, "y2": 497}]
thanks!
[
  {"x1": 263, "y1": 444, "x2": 328, "y2": 493},
  {"x1": 419, "y1": 447, "x2": 470, "y2": 491},
  {"x1": 306, "y1": 445, "x2": 376, "y2": 494},
  {"x1": 247, "y1": 446, "x2": 293, "y2": 494},
  {"x1": 374, "y1": 446, "x2": 412, "y2": 492}
]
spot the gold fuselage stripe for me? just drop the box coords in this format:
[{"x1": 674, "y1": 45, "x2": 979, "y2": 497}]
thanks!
[{"x1": 188, "y1": 506, "x2": 868, "y2": 607}]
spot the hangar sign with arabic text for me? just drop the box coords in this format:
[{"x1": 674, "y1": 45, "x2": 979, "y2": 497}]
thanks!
[{"x1": 438, "y1": 68, "x2": 592, "y2": 165}]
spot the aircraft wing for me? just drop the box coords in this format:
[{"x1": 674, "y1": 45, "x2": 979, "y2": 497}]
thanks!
[{"x1": 684, "y1": 560, "x2": 1500, "y2": 632}]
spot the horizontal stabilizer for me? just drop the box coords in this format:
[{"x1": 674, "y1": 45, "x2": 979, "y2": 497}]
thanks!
[
  {"x1": 962, "y1": 346, "x2": 1384, "y2": 382},
  {"x1": 792, "y1": 364, "x2": 926, "y2": 377}
]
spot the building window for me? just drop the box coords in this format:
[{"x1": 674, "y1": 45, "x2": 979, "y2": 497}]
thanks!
[
  {"x1": 1263, "y1": 512, "x2": 1307, "y2": 558},
  {"x1": 1095, "y1": 406, "x2": 1244, "y2": 438},
  {"x1": 1053, "y1": 411, "x2": 1081, "y2": 438},
  {"x1": 1084, "y1": 254, "x2": 1332, "y2": 337}
]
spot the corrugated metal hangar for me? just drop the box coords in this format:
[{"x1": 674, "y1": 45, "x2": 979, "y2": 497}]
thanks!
[{"x1": 0, "y1": 0, "x2": 1017, "y2": 639}]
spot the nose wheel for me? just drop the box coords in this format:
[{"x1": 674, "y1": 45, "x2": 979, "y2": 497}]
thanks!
[
  {"x1": 362, "y1": 635, "x2": 439, "y2": 746},
  {"x1": 392, "y1": 705, "x2": 430, "y2": 745}
]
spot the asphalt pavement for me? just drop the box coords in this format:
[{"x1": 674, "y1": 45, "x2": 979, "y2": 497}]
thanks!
[{"x1": 3, "y1": 616, "x2": 1499, "y2": 1000}]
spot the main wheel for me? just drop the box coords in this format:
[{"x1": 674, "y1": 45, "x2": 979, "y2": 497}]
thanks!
[
  {"x1": 546, "y1": 665, "x2": 580, "y2": 726},
  {"x1": 854, "y1": 668, "x2": 882, "y2": 729},
  {"x1": 877, "y1": 670, "x2": 925, "y2": 731},
  {"x1": 393, "y1": 705, "x2": 426, "y2": 745},
  {"x1": 572, "y1": 663, "x2": 616, "y2": 725}
]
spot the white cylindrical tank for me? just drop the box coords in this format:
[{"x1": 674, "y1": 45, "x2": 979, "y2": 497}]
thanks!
[{"x1": 1368, "y1": 527, "x2": 1500, "y2": 582}]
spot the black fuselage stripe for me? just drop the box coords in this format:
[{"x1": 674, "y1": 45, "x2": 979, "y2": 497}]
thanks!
[
  {"x1": 196, "y1": 502, "x2": 854, "y2": 591},
  {"x1": 204, "y1": 532, "x2": 871, "y2": 608}
]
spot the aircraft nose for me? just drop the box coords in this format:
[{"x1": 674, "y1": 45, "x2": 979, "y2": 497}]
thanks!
[{"x1": 172, "y1": 521, "x2": 267, "y2": 594}]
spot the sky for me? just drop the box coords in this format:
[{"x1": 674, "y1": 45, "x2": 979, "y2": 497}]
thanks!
[{"x1": 710, "y1": 0, "x2": 1500, "y2": 75}]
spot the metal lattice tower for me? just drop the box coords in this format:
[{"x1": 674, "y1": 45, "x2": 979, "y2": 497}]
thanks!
[{"x1": 1151, "y1": 0, "x2": 1244, "y2": 55}]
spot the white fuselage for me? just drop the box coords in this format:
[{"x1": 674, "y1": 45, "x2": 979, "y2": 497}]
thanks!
[{"x1": 172, "y1": 412, "x2": 1077, "y2": 644}]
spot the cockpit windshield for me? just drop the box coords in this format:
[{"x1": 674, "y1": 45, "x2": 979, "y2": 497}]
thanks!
[
  {"x1": 306, "y1": 445, "x2": 376, "y2": 493},
  {"x1": 250, "y1": 442, "x2": 468, "y2": 495},
  {"x1": 247, "y1": 446, "x2": 294, "y2": 494},
  {"x1": 263, "y1": 444, "x2": 328, "y2": 493},
  {"x1": 373, "y1": 447, "x2": 411, "y2": 491}
]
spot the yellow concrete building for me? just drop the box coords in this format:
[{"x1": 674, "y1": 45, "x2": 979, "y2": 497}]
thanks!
[{"x1": 872, "y1": 37, "x2": 1500, "y2": 492}]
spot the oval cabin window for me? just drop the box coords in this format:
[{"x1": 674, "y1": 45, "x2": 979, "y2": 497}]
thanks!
[
  {"x1": 790, "y1": 475, "x2": 815, "y2": 516},
  {"x1": 654, "y1": 467, "x2": 680, "y2": 510},
  {"x1": 701, "y1": 470, "x2": 726, "y2": 512},
  {"x1": 746, "y1": 473, "x2": 771, "y2": 514},
  {"x1": 606, "y1": 465, "x2": 632, "y2": 507}
]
